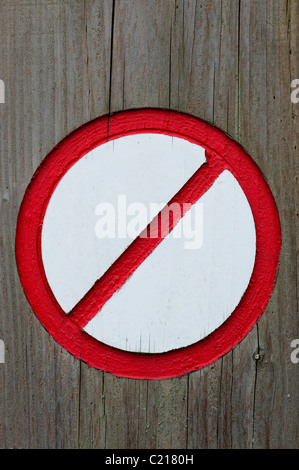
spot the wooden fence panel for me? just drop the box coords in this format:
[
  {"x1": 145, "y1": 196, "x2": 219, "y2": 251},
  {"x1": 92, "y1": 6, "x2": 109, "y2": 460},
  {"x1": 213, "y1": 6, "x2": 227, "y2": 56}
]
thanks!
[{"x1": 0, "y1": 0, "x2": 298, "y2": 449}]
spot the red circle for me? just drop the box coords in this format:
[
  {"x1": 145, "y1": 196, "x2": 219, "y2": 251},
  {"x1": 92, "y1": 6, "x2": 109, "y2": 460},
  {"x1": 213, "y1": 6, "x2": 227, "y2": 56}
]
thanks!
[{"x1": 15, "y1": 109, "x2": 281, "y2": 379}]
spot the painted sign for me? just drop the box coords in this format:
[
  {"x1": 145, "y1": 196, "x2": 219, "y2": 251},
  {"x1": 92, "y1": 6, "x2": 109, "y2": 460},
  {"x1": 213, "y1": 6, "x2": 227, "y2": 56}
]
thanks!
[{"x1": 15, "y1": 109, "x2": 281, "y2": 379}]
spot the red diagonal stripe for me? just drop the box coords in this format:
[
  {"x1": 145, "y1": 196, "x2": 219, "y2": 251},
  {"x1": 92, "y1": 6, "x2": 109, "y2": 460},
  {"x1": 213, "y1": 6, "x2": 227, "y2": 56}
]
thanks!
[{"x1": 68, "y1": 152, "x2": 227, "y2": 328}]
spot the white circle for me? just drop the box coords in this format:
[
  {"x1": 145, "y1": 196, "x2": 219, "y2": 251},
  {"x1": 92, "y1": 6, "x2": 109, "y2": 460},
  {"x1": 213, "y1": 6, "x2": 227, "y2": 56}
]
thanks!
[{"x1": 41, "y1": 134, "x2": 256, "y2": 353}]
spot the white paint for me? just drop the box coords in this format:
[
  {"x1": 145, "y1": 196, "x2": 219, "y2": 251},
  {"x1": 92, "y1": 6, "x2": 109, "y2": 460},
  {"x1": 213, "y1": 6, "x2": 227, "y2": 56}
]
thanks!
[
  {"x1": 42, "y1": 134, "x2": 206, "y2": 313},
  {"x1": 0, "y1": 339, "x2": 4, "y2": 364},
  {"x1": 85, "y1": 170, "x2": 256, "y2": 353},
  {"x1": 42, "y1": 133, "x2": 256, "y2": 354},
  {"x1": 93, "y1": 195, "x2": 204, "y2": 249},
  {"x1": 291, "y1": 79, "x2": 299, "y2": 104},
  {"x1": 0, "y1": 80, "x2": 4, "y2": 104}
]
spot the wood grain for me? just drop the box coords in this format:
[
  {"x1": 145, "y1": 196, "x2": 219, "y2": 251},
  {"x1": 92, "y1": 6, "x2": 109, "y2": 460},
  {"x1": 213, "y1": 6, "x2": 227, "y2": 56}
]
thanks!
[{"x1": 0, "y1": 0, "x2": 298, "y2": 449}]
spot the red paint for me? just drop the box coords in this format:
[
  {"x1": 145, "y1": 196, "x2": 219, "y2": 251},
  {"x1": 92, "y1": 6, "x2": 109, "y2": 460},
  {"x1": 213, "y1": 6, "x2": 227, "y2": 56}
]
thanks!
[{"x1": 15, "y1": 109, "x2": 281, "y2": 379}]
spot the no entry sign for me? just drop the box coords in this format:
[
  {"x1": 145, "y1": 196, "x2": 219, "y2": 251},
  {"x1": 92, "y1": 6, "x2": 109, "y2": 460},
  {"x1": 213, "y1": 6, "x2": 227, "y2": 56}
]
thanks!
[{"x1": 15, "y1": 109, "x2": 281, "y2": 379}]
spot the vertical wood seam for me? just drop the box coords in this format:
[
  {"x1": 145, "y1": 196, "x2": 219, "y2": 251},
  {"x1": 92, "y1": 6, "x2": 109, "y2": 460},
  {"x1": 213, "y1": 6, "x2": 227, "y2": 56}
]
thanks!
[
  {"x1": 77, "y1": 360, "x2": 82, "y2": 448},
  {"x1": 103, "y1": 0, "x2": 116, "y2": 449},
  {"x1": 185, "y1": 373, "x2": 190, "y2": 449},
  {"x1": 168, "y1": 22, "x2": 172, "y2": 110},
  {"x1": 103, "y1": 372, "x2": 107, "y2": 449},
  {"x1": 237, "y1": 0, "x2": 241, "y2": 140},
  {"x1": 145, "y1": 380, "x2": 149, "y2": 447},
  {"x1": 217, "y1": 357, "x2": 224, "y2": 448},
  {"x1": 252, "y1": 324, "x2": 260, "y2": 449},
  {"x1": 108, "y1": 0, "x2": 116, "y2": 127},
  {"x1": 289, "y1": 0, "x2": 299, "y2": 334},
  {"x1": 230, "y1": 349, "x2": 234, "y2": 448},
  {"x1": 84, "y1": 0, "x2": 91, "y2": 121}
]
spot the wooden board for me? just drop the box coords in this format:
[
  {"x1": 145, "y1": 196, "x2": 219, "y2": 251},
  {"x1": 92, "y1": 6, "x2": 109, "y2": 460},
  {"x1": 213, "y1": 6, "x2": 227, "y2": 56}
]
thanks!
[{"x1": 0, "y1": 0, "x2": 298, "y2": 449}]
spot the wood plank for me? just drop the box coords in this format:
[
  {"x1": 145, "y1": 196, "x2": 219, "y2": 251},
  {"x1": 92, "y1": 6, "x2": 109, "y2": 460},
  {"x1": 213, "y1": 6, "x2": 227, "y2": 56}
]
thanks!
[
  {"x1": 291, "y1": 0, "x2": 299, "y2": 314},
  {"x1": 110, "y1": 0, "x2": 175, "y2": 112},
  {"x1": 0, "y1": 0, "x2": 95, "y2": 448},
  {"x1": 0, "y1": 0, "x2": 298, "y2": 449},
  {"x1": 99, "y1": 374, "x2": 148, "y2": 449},
  {"x1": 178, "y1": 0, "x2": 259, "y2": 449},
  {"x1": 251, "y1": 0, "x2": 299, "y2": 448},
  {"x1": 101, "y1": 0, "x2": 189, "y2": 449},
  {"x1": 75, "y1": 0, "x2": 113, "y2": 450}
]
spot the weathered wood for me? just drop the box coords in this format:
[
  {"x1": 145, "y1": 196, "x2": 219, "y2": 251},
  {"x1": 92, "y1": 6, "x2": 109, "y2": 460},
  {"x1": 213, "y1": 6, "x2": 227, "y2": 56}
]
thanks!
[
  {"x1": 251, "y1": 0, "x2": 299, "y2": 448},
  {"x1": 0, "y1": 0, "x2": 298, "y2": 449}
]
